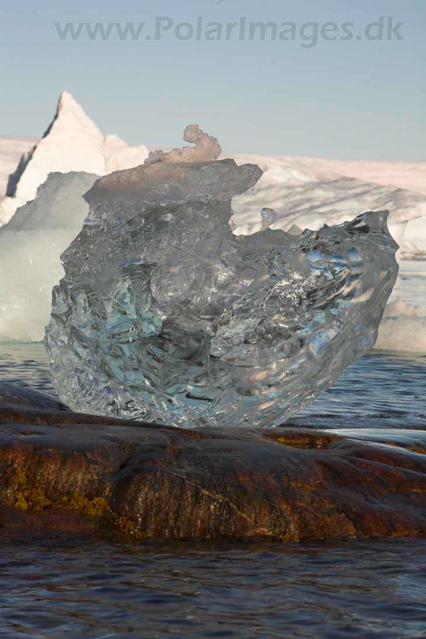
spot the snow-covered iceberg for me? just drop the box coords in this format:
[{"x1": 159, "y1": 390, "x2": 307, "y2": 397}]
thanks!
[
  {"x1": 230, "y1": 154, "x2": 426, "y2": 261},
  {"x1": 279, "y1": 155, "x2": 426, "y2": 197},
  {"x1": 45, "y1": 130, "x2": 398, "y2": 428},
  {"x1": 0, "y1": 91, "x2": 149, "y2": 225}
]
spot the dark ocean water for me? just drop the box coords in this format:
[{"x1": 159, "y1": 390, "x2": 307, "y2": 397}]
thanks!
[
  {"x1": 1, "y1": 539, "x2": 426, "y2": 638},
  {"x1": 1, "y1": 343, "x2": 426, "y2": 637}
]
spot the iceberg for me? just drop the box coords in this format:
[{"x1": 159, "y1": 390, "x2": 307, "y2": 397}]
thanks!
[
  {"x1": 375, "y1": 299, "x2": 426, "y2": 353},
  {"x1": 230, "y1": 157, "x2": 426, "y2": 262},
  {"x1": 400, "y1": 217, "x2": 426, "y2": 260},
  {"x1": 278, "y1": 155, "x2": 426, "y2": 197},
  {"x1": 0, "y1": 91, "x2": 149, "y2": 225},
  {"x1": 0, "y1": 172, "x2": 98, "y2": 342},
  {"x1": 45, "y1": 129, "x2": 398, "y2": 428}
]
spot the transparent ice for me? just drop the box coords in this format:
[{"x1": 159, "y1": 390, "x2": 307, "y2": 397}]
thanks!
[{"x1": 45, "y1": 134, "x2": 398, "y2": 428}]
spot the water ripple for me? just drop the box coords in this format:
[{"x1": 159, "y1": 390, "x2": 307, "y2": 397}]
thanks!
[{"x1": 1, "y1": 540, "x2": 426, "y2": 637}]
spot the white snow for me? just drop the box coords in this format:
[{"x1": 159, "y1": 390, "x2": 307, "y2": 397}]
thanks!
[
  {"x1": 230, "y1": 154, "x2": 426, "y2": 261},
  {"x1": 279, "y1": 155, "x2": 426, "y2": 196},
  {"x1": 0, "y1": 92, "x2": 149, "y2": 225}
]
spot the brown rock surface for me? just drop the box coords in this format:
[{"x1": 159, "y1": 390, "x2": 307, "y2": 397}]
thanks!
[{"x1": 1, "y1": 384, "x2": 426, "y2": 542}]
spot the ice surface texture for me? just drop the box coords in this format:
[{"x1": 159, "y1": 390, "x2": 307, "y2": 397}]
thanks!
[
  {"x1": 147, "y1": 124, "x2": 222, "y2": 164},
  {"x1": 45, "y1": 157, "x2": 399, "y2": 428}
]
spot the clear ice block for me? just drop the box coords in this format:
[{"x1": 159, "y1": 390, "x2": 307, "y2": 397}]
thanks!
[{"x1": 45, "y1": 145, "x2": 398, "y2": 428}]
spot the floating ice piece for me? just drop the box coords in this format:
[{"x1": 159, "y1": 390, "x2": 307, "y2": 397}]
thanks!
[
  {"x1": 400, "y1": 216, "x2": 426, "y2": 259},
  {"x1": 383, "y1": 299, "x2": 422, "y2": 319},
  {"x1": 375, "y1": 299, "x2": 426, "y2": 353},
  {"x1": 45, "y1": 144, "x2": 398, "y2": 428},
  {"x1": 0, "y1": 172, "x2": 98, "y2": 342}
]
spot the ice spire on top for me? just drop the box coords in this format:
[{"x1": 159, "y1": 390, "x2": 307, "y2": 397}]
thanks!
[
  {"x1": 0, "y1": 91, "x2": 149, "y2": 225},
  {"x1": 41, "y1": 90, "x2": 104, "y2": 141}
]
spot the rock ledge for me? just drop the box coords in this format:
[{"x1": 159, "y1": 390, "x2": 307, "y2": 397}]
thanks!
[{"x1": 1, "y1": 384, "x2": 426, "y2": 542}]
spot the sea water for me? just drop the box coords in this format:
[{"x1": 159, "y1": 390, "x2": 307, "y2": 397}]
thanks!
[
  {"x1": 1, "y1": 539, "x2": 426, "y2": 638},
  {"x1": 0, "y1": 265, "x2": 425, "y2": 637}
]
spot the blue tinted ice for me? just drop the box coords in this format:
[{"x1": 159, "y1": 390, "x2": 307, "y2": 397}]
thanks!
[{"x1": 45, "y1": 151, "x2": 398, "y2": 427}]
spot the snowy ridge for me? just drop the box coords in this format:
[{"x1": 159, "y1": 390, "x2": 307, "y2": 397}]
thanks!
[
  {"x1": 281, "y1": 155, "x2": 426, "y2": 196},
  {"x1": 230, "y1": 153, "x2": 426, "y2": 260}
]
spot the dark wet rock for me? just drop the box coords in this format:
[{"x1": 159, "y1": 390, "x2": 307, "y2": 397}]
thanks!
[
  {"x1": 0, "y1": 382, "x2": 70, "y2": 412},
  {"x1": 1, "y1": 384, "x2": 426, "y2": 542}
]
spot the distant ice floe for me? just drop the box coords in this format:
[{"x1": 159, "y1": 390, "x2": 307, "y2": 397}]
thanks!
[
  {"x1": 0, "y1": 172, "x2": 97, "y2": 342},
  {"x1": 375, "y1": 299, "x2": 426, "y2": 353},
  {"x1": 400, "y1": 217, "x2": 426, "y2": 260},
  {"x1": 230, "y1": 154, "x2": 426, "y2": 261}
]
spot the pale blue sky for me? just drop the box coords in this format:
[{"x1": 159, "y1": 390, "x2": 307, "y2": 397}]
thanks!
[{"x1": 1, "y1": 0, "x2": 425, "y2": 160}]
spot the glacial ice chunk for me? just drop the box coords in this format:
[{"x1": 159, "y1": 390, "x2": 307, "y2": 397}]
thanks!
[
  {"x1": 0, "y1": 171, "x2": 98, "y2": 342},
  {"x1": 146, "y1": 124, "x2": 221, "y2": 164},
  {"x1": 45, "y1": 139, "x2": 399, "y2": 428}
]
